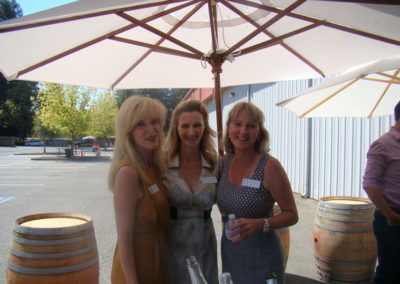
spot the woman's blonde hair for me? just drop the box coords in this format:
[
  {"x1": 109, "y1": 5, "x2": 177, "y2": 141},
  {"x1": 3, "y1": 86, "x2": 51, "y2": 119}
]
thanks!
[
  {"x1": 223, "y1": 102, "x2": 270, "y2": 154},
  {"x1": 164, "y1": 100, "x2": 217, "y2": 170},
  {"x1": 108, "y1": 96, "x2": 166, "y2": 191}
]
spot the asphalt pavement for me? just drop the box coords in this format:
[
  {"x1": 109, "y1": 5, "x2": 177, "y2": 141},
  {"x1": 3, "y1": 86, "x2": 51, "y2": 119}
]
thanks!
[{"x1": 0, "y1": 146, "x2": 326, "y2": 283}]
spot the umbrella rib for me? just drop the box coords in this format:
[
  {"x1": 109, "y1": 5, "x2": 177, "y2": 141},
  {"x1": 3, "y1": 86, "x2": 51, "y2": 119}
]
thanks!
[
  {"x1": 116, "y1": 12, "x2": 203, "y2": 57},
  {"x1": 110, "y1": 36, "x2": 200, "y2": 60},
  {"x1": 361, "y1": 77, "x2": 400, "y2": 85},
  {"x1": 238, "y1": 21, "x2": 324, "y2": 56},
  {"x1": 0, "y1": 0, "x2": 189, "y2": 33},
  {"x1": 223, "y1": 0, "x2": 307, "y2": 56},
  {"x1": 110, "y1": 0, "x2": 207, "y2": 89},
  {"x1": 368, "y1": 69, "x2": 400, "y2": 118},
  {"x1": 220, "y1": 0, "x2": 325, "y2": 77},
  {"x1": 15, "y1": 0, "x2": 200, "y2": 78},
  {"x1": 16, "y1": 23, "x2": 138, "y2": 78},
  {"x1": 374, "y1": 70, "x2": 400, "y2": 82},
  {"x1": 230, "y1": 0, "x2": 400, "y2": 46},
  {"x1": 301, "y1": 78, "x2": 359, "y2": 117}
]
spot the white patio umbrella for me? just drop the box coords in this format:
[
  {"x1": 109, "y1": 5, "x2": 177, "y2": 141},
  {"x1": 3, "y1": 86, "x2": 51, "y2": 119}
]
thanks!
[
  {"x1": 276, "y1": 55, "x2": 400, "y2": 118},
  {"x1": 0, "y1": 0, "x2": 399, "y2": 152}
]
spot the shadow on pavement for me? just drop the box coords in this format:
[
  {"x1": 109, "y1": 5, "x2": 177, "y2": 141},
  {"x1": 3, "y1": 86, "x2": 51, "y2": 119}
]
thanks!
[{"x1": 285, "y1": 273, "x2": 323, "y2": 284}]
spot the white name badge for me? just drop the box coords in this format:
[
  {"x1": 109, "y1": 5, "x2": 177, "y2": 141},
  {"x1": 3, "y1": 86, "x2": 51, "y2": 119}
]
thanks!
[
  {"x1": 242, "y1": 178, "x2": 261, "y2": 188},
  {"x1": 148, "y1": 184, "x2": 159, "y2": 194},
  {"x1": 200, "y1": 176, "x2": 218, "y2": 184}
]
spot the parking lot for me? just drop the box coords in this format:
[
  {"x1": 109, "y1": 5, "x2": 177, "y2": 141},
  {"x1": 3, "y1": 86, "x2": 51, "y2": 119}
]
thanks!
[{"x1": 0, "y1": 146, "x2": 116, "y2": 283}]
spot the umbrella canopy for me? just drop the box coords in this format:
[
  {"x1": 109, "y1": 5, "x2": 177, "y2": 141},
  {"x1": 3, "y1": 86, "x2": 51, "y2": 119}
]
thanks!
[
  {"x1": 276, "y1": 55, "x2": 400, "y2": 118},
  {"x1": 0, "y1": 0, "x2": 399, "y2": 152}
]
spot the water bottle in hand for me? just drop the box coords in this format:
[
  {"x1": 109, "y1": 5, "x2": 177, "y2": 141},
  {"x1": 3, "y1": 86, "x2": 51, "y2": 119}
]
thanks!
[{"x1": 225, "y1": 214, "x2": 240, "y2": 240}]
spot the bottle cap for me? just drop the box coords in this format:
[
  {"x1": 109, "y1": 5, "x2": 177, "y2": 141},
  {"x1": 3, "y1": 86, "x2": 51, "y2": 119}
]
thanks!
[{"x1": 228, "y1": 213, "x2": 235, "y2": 219}]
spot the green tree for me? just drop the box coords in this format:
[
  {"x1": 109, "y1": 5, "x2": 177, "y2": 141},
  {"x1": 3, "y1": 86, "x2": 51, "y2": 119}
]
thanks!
[
  {"x1": 0, "y1": 78, "x2": 38, "y2": 139},
  {"x1": 36, "y1": 83, "x2": 93, "y2": 153},
  {"x1": 0, "y1": 0, "x2": 37, "y2": 142},
  {"x1": 32, "y1": 116, "x2": 62, "y2": 153},
  {"x1": 88, "y1": 91, "x2": 118, "y2": 148},
  {"x1": 0, "y1": 0, "x2": 21, "y2": 20}
]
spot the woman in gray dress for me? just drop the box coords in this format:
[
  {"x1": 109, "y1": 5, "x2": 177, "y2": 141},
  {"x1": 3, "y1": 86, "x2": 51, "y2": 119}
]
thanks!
[
  {"x1": 163, "y1": 100, "x2": 219, "y2": 284},
  {"x1": 216, "y1": 102, "x2": 298, "y2": 284}
]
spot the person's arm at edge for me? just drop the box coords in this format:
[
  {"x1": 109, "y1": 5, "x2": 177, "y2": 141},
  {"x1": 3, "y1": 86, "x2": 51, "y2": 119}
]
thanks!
[
  {"x1": 364, "y1": 186, "x2": 400, "y2": 226},
  {"x1": 113, "y1": 166, "x2": 143, "y2": 284}
]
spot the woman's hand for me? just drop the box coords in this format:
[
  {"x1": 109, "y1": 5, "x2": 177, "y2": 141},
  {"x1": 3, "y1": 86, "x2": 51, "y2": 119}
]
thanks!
[{"x1": 229, "y1": 218, "x2": 263, "y2": 243}]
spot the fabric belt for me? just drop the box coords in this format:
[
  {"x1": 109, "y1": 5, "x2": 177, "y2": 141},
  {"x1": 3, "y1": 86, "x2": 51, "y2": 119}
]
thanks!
[{"x1": 169, "y1": 207, "x2": 211, "y2": 220}]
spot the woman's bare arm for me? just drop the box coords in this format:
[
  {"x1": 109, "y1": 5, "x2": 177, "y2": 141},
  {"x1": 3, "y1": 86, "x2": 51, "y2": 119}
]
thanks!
[{"x1": 113, "y1": 166, "x2": 143, "y2": 284}]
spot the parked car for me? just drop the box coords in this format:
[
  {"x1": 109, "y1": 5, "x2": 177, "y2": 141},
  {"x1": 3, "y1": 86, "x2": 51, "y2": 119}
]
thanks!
[
  {"x1": 25, "y1": 140, "x2": 44, "y2": 146},
  {"x1": 74, "y1": 136, "x2": 95, "y2": 148},
  {"x1": 47, "y1": 139, "x2": 70, "y2": 147}
]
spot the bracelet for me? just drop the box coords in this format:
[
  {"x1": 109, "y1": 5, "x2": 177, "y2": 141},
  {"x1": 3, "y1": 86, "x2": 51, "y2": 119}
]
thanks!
[{"x1": 263, "y1": 218, "x2": 270, "y2": 232}]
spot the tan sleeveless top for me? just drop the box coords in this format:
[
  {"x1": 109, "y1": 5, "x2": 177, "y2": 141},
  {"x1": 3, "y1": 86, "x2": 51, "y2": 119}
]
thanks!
[{"x1": 111, "y1": 158, "x2": 169, "y2": 284}]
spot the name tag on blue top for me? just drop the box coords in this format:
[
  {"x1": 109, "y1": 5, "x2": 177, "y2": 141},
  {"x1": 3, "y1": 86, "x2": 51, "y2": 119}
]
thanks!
[
  {"x1": 200, "y1": 176, "x2": 218, "y2": 184},
  {"x1": 242, "y1": 178, "x2": 261, "y2": 188}
]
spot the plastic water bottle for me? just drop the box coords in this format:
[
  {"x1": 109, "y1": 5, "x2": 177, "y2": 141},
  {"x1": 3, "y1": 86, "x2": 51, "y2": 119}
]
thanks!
[
  {"x1": 265, "y1": 272, "x2": 278, "y2": 284},
  {"x1": 225, "y1": 214, "x2": 240, "y2": 240},
  {"x1": 186, "y1": 256, "x2": 207, "y2": 284},
  {"x1": 220, "y1": 272, "x2": 233, "y2": 284}
]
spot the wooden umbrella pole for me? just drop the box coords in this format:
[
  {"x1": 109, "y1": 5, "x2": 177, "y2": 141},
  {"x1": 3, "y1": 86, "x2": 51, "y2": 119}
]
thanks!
[{"x1": 211, "y1": 56, "x2": 224, "y2": 156}]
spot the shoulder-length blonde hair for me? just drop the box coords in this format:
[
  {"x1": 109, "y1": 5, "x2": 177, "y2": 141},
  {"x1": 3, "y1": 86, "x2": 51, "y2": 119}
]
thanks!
[
  {"x1": 164, "y1": 100, "x2": 217, "y2": 170},
  {"x1": 223, "y1": 102, "x2": 270, "y2": 154},
  {"x1": 108, "y1": 96, "x2": 166, "y2": 191}
]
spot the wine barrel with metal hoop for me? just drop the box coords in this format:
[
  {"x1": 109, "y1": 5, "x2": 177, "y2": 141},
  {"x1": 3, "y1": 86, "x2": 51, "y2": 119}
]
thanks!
[
  {"x1": 6, "y1": 213, "x2": 99, "y2": 284},
  {"x1": 313, "y1": 196, "x2": 377, "y2": 283}
]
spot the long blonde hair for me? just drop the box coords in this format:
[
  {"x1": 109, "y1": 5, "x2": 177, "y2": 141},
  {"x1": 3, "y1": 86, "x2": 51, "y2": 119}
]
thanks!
[
  {"x1": 108, "y1": 96, "x2": 166, "y2": 191},
  {"x1": 164, "y1": 100, "x2": 217, "y2": 170},
  {"x1": 224, "y1": 102, "x2": 270, "y2": 154}
]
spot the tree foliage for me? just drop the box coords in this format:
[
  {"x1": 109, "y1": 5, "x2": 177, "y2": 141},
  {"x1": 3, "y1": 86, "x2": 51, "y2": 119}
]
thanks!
[
  {"x1": 0, "y1": 0, "x2": 21, "y2": 21},
  {"x1": 88, "y1": 91, "x2": 118, "y2": 140},
  {"x1": 35, "y1": 83, "x2": 93, "y2": 146},
  {"x1": 0, "y1": 75, "x2": 38, "y2": 139},
  {"x1": 0, "y1": 0, "x2": 37, "y2": 141}
]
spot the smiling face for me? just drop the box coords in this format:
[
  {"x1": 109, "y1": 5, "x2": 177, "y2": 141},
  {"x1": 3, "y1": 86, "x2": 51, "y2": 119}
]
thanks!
[
  {"x1": 131, "y1": 115, "x2": 161, "y2": 153},
  {"x1": 177, "y1": 111, "x2": 205, "y2": 150},
  {"x1": 228, "y1": 110, "x2": 260, "y2": 152}
]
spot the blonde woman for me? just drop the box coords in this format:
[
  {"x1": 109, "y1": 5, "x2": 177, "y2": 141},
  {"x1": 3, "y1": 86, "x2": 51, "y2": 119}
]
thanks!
[
  {"x1": 109, "y1": 96, "x2": 169, "y2": 284},
  {"x1": 163, "y1": 100, "x2": 219, "y2": 284},
  {"x1": 217, "y1": 102, "x2": 298, "y2": 284}
]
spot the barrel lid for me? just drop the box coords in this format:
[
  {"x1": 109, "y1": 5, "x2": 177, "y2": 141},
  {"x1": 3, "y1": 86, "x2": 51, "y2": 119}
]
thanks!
[
  {"x1": 319, "y1": 196, "x2": 374, "y2": 210},
  {"x1": 14, "y1": 213, "x2": 93, "y2": 235}
]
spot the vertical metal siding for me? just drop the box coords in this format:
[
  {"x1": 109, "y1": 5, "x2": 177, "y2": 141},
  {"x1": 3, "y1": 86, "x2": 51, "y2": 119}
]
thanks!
[
  {"x1": 251, "y1": 80, "x2": 312, "y2": 196},
  {"x1": 206, "y1": 79, "x2": 394, "y2": 200}
]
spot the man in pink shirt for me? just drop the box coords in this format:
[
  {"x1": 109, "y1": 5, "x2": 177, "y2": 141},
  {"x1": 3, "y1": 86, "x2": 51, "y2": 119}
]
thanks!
[{"x1": 363, "y1": 100, "x2": 400, "y2": 284}]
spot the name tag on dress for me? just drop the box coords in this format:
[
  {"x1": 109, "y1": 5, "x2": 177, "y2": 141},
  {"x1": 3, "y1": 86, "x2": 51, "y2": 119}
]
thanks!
[
  {"x1": 242, "y1": 178, "x2": 261, "y2": 188},
  {"x1": 200, "y1": 176, "x2": 218, "y2": 184},
  {"x1": 148, "y1": 184, "x2": 159, "y2": 194}
]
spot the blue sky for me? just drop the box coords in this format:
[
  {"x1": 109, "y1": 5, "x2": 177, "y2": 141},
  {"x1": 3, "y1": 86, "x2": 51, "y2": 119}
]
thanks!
[{"x1": 18, "y1": 0, "x2": 78, "y2": 15}]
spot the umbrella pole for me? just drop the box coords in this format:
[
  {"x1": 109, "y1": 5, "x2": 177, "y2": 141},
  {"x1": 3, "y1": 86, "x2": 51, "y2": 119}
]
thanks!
[
  {"x1": 212, "y1": 59, "x2": 224, "y2": 157},
  {"x1": 214, "y1": 71, "x2": 223, "y2": 156}
]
